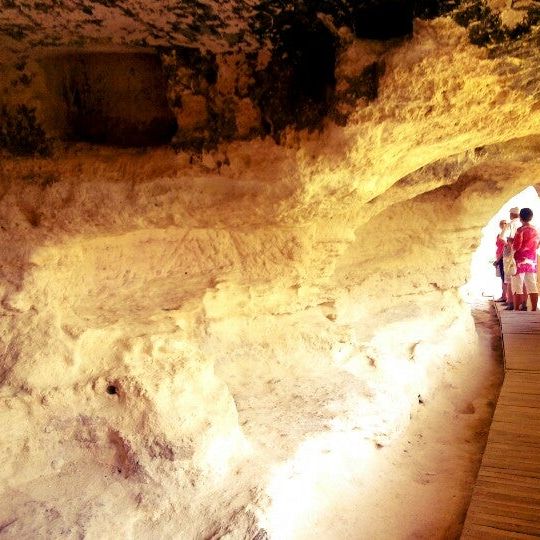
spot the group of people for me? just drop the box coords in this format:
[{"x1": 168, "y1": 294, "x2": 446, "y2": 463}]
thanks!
[{"x1": 494, "y1": 206, "x2": 539, "y2": 311}]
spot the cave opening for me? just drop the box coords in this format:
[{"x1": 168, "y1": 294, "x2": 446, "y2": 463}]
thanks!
[
  {"x1": 464, "y1": 186, "x2": 540, "y2": 301},
  {"x1": 40, "y1": 51, "x2": 177, "y2": 147}
]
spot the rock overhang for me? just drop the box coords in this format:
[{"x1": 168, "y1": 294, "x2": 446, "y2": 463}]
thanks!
[{"x1": 0, "y1": 0, "x2": 538, "y2": 156}]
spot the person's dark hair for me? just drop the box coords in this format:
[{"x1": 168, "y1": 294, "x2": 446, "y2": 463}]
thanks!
[{"x1": 520, "y1": 207, "x2": 533, "y2": 222}]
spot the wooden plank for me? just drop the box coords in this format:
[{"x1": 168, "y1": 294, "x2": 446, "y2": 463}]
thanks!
[
  {"x1": 503, "y1": 333, "x2": 540, "y2": 344},
  {"x1": 494, "y1": 416, "x2": 540, "y2": 428},
  {"x1": 503, "y1": 382, "x2": 540, "y2": 390},
  {"x1": 501, "y1": 318, "x2": 540, "y2": 323},
  {"x1": 468, "y1": 502, "x2": 540, "y2": 523},
  {"x1": 489, "y1": 419, "x2": 540, "y2": 433},
  {"x1": 482, "y1": 440, "x2": 540, "y2": 453},
  {"x1": 462, "y1": 522, "x2": 538, "y2": 539},
  {"x1": 502, "y1": 342, "x2": 540, "y2": 349},
  {"x1": 500, "y1": 313, "x2": 540, "y2": 317},
  {"x1": 499, "y1": 389, "x2": 540, "y2": 397},
  {"x1": 500, "y1": 319, "x2": 540, "y2": 324},
  {"x1": 478, "y1": 468, "x2": 540, "y2": 484},
  {"x1": 481, "y1": 446, "x2": 540, "y2": 461},
  {"x1": 464, "y1": 303, "x2": 540, "y2": 538},
  {"x1": 501, "y1": 316, "x2": 540, "y2": 320},
  {"x1": 497, "y1": 395, "x2": 540, "y2": 407},
  {"x1": 472, "y1": 480, "x2": 540, "y2": 499},
  {"x1": 492, "y1": 410, "x2": 540, "y2": 423},
  {"x1": 500, "y1": 384, "x2": 540, "y2": 394},
  {"x1": 505, "y1": 366, "x2": 540, "y2": 374},
  {"x1": 490, "y1": 417, "x2": 540, "y2": 429},
  {"x1": 500, "y1": 324, "x2": 540, "y2": 331},
  {"x1": 501, "y1": 329, "x2": 540, "y2": 335},
  {"x1": 501, "y1": 387, "x2": 540, "y2": 397},
  {"x1": 463, "y1": 512, "x2": 540, "y2": 536},
  {"x1": 463, "y1": 501, "x2": 540, "y2": 534},
  {"x1": 486, "y1": 428, "x2": 540, "y2": 445},
  {"x1": 499, "y1": 315, "x2": 540, "y2": 324},
  {"x1": 503, "y1": 370, "x2": 540, "y2": 386},
  {"x1": 498, "y1": 323, "x2": 538, "y2": 329},
  {"x1": 476, "y1": 465, "x2": 540, "y2": 478},
  {"x1": 472, "y1": 484, "x2": 540, "y2": 504},
  {"x1": 491, "y1": 405, "x2": 540, "y2": 418},
  {"x1": 481, "y1": 448, "x2": 540, "y2": 461},
  {"x1": 482, "y1": 448, "x2": 540, "y2": 462},
  {"x1": 493, "y1": 404, "x2": 540, "y2": 415},
  {"x1": 502, "y1": 331, "x2": 540, "y2": 336},
  {"x1": 501, "y1": 317, "x2": 540, "y2": 320},
  {"x1": 501, "y1": 315, "x2": 540, "y2": 324},
  {"x1": 475, "y1": 478, "x2": 540, "y2": 498},
  {"x1": 478, "y1": 469, "x2": 540, "y2": 480},
  {"x1": 503, "y1": 335, "x2": 540, "y2": 370},
  {"x1": 505, "y1": 370, "x2": 540, "y2": 380},
  {"x1": 480, "y1": 460, "x2": 540, "y2": 475},
  {"x1": 498, "y1": 311, "x2": 540, "y2": 314},
  {"x1": 487, "y1": 426, "x2": 540, "y2": 438},
  {"x1": 498, "y1": 389, "x2": 540, "y2": 398},
  {"x1": 499, "y1": 313, "x2": 540, "y2": 319}
]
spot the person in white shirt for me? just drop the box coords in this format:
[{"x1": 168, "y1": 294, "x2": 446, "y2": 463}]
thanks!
[
  {"x1": 502, "y1": 207, "x2": 523, "y2": 308},
  {"x1": 508, "y1": 206, "x2": 520, "y2": 239}
]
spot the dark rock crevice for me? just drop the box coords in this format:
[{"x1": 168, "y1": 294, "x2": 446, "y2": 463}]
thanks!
[
  {"x1": 39, "y1": 51, "x2": 178, "y2": 147},
  {"x1": 253, "y1": 12, "x2": 339, "y2": 138},
  {"x1": 352, "y1": 0, "x2": 414, "y2": 38},
  {"x1": 0, "y1": 104, "x2": 50, "y2": 156}
]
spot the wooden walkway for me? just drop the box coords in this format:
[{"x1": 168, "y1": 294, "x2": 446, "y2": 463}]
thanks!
[{"x1": 461, "y1": 302, "x2": 540, "y2": 539}]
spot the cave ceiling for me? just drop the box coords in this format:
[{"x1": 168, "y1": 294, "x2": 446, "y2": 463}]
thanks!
[
  {"x1": 1, "y1": 1, "x2": 538, "y2": 55},
  {"x1": 0, "y1": 0, "x2": 421, "y2": 53},
  {"x1": 0, "y1": 0, "x2": 539, "y2": 185}
]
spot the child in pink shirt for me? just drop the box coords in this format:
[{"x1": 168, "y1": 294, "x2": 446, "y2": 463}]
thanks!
[{"x1": 511, "y1": 208, "x2": 539, "y2": 311}]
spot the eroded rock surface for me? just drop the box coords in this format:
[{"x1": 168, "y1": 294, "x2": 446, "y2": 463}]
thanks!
[{"x1": 0, "y1": 1, "x2": 539, "y2": 538}]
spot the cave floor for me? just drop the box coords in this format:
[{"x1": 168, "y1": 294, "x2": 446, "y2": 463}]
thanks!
[{"x1": 462, "y1": 303, "x2": 540, "y2": 538}]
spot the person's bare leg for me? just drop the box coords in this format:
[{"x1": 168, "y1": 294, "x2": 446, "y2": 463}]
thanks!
[
  {"x1": 523, "y1": 283, "x2": 528, "y2": 309},
  {"x1": 504, "y1": 283, "x2": 515, "y2": 309},
  {"x1": 498, "y1": 261, "x2": 506, "y2": 300},
  {"x1": 530, "y1": 293, "x2": 538, "y2": 311},
  {"x1": 514, "y1": 293, "x2": 523, "y2": 310}
]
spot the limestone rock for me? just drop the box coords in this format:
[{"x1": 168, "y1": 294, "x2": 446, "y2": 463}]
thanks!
[{"x1": 0, "y1": 2, "x2": 539, "y2": 538}]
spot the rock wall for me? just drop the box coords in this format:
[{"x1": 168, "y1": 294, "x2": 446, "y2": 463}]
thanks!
[{"x1": 0, "y1": 4, "x2": 540, "y2": 539}]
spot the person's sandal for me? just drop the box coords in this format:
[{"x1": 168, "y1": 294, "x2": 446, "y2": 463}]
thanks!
[{"x1": 504, "y1": 304, "x2": 515, "y2": 310}]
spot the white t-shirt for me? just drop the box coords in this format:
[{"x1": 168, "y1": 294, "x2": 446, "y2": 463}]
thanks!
[{"x1": 508, "y1": 217, "x2": 520, "y2": 239}]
